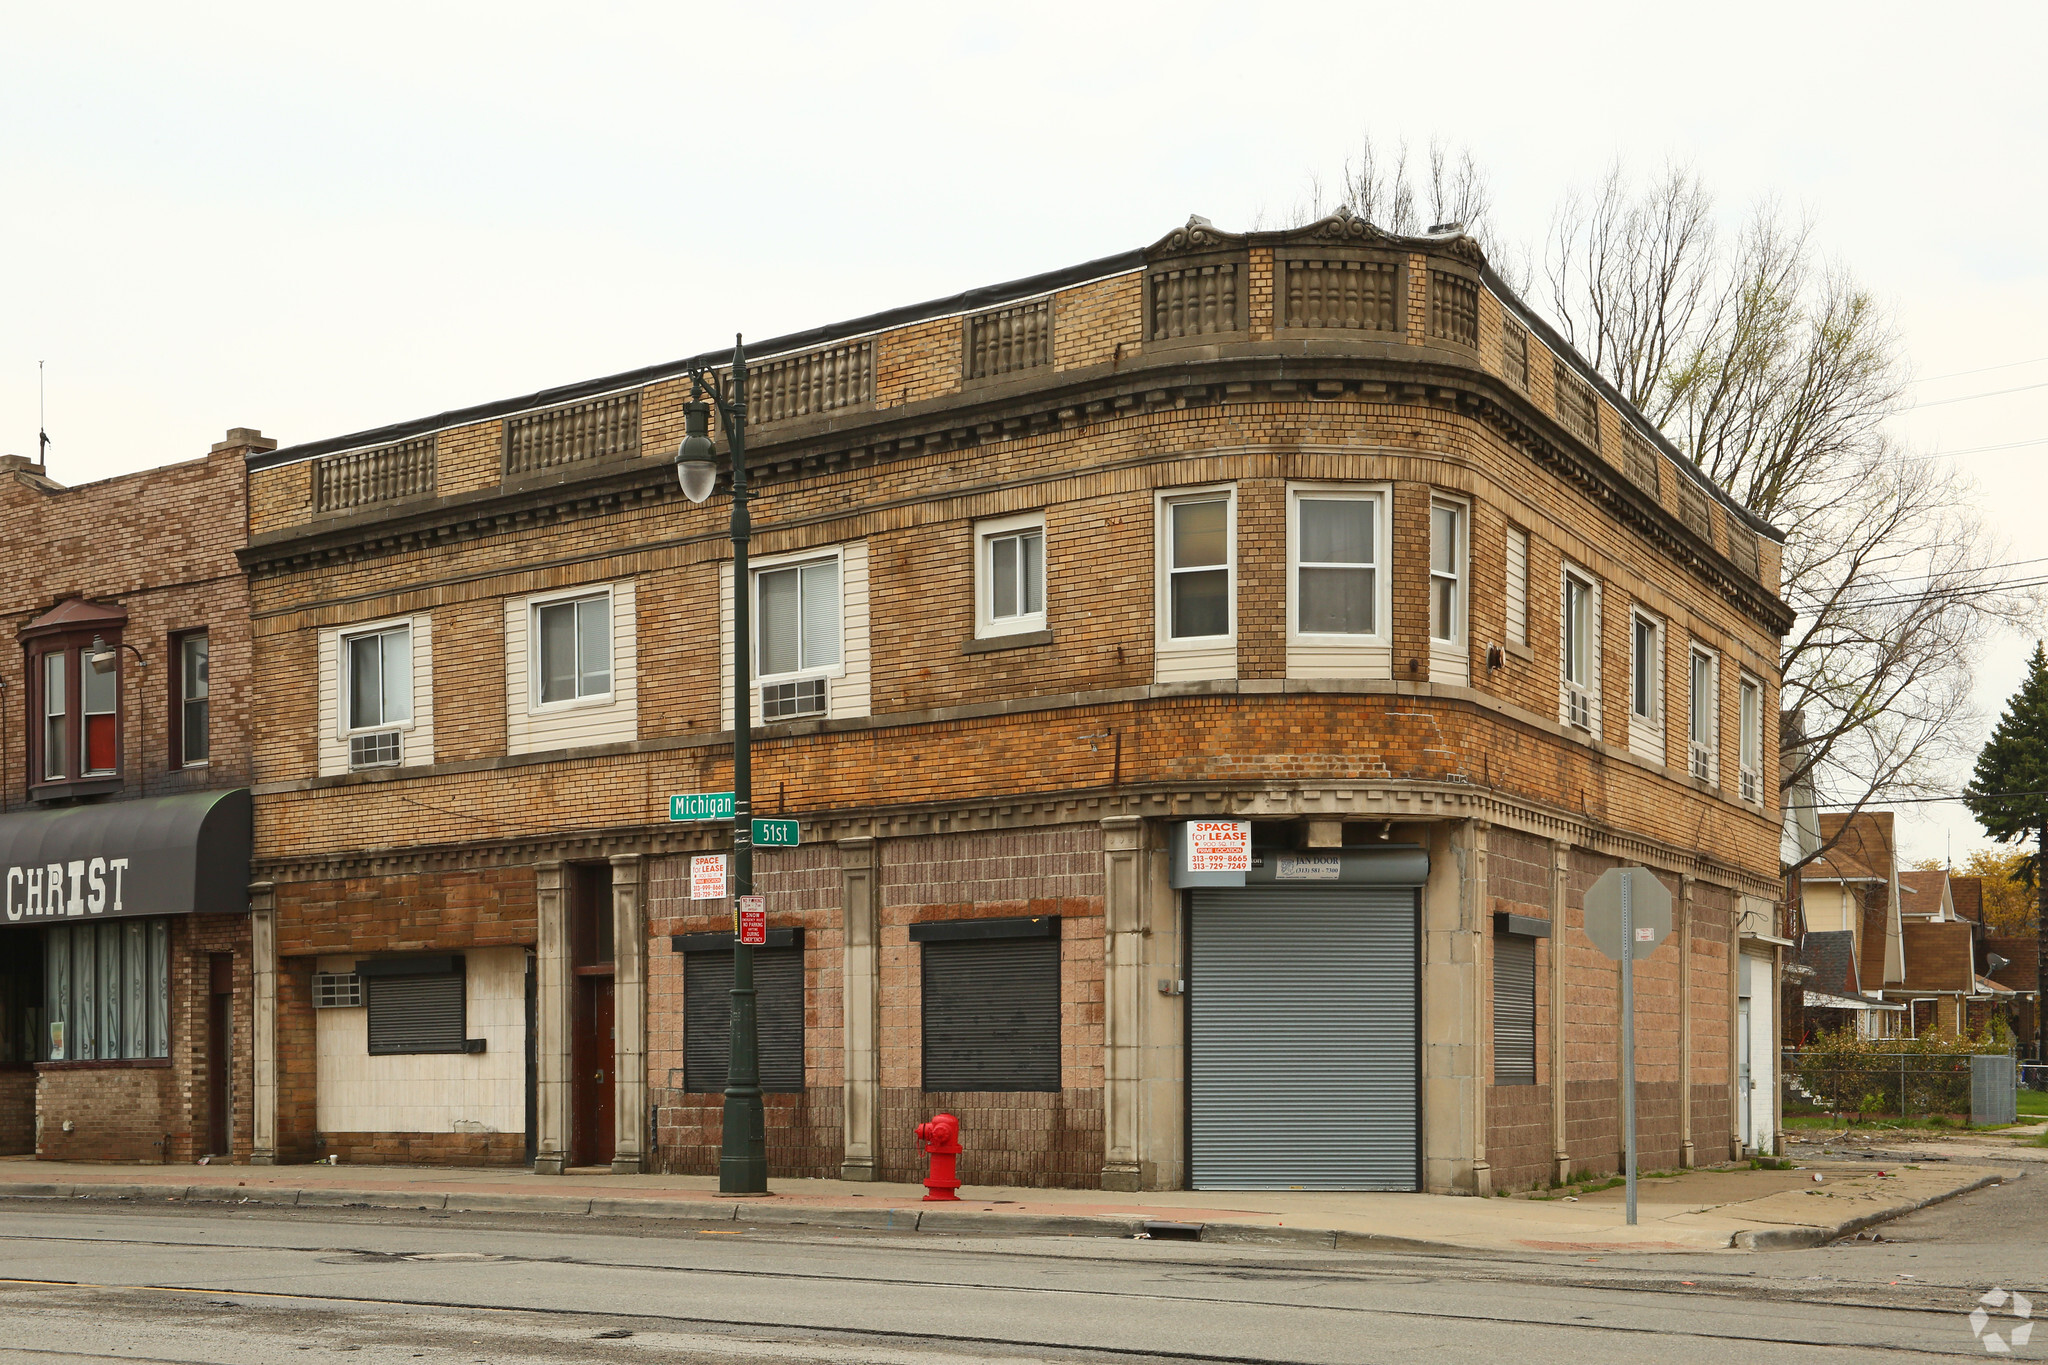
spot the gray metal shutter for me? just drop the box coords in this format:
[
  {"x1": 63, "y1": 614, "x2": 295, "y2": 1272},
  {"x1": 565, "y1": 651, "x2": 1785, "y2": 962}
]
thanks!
[
  {"x1": 683, "y1": 948, "x2": 804, "y2": 1093},
  {"x1": 921, "y1": 937, "x2": 1060, "y2": 1092},
  {"x1": 1189, "y1": 885, "x2": 1418, "y2": 1190},
  {"x1": 1493, "y1": 930, "x2": 1537, "y2": 1086},
  {"x1": 366, "y1": 972, "x2": 465, "y2": 1055}
]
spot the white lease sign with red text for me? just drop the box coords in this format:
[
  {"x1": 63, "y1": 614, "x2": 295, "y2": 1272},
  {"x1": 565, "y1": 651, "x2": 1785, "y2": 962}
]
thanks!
[
  {"x1": 689, "y1": 854, "x2": 728, "y2": 901},
  {"x1": 1185, "y1": 819, "x2": 1252, "y2": 873}
]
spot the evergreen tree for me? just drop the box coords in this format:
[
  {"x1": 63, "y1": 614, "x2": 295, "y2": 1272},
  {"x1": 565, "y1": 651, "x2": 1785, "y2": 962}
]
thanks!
[{"x1": 1965, "y1": 643, "x2": 2048, "y2": 1059}]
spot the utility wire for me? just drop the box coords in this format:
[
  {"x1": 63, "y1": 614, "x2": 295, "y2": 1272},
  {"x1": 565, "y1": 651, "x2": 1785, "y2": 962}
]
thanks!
[
  {"x1": 1904, "y1": 379, "x2": 2048, "y2": 411},
  {"x1": 1910, "y1": 355, "x2": 2048, "y2": 385},
  {"x1": 1807, "y1": 791, "x2": 2048, "y2": 808}
]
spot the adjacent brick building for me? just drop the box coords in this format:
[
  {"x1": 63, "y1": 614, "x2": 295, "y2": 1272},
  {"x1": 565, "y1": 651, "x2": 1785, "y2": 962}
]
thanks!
[
  {"x1": 237, "y1": 211, "x2": 1793, "y2": 1191},
  {"x1": 0, "y1": 436, "x2": 261, "y2": 1162}
]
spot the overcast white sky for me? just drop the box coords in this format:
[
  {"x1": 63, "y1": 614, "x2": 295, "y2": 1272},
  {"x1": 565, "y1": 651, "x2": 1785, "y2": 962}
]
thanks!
[{"x1": 4, "y1": 1, "x2": 2042, "y2": 865}]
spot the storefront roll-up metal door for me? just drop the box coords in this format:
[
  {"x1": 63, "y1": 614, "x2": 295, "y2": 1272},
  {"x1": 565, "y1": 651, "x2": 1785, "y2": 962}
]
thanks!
[
  {"x1": 683, "y1": 948, "x2": 804, "y2": 1093},
  {"x1": 920, "y1": 936, "x2": 1061, "y2": 1092},
  {"x1": 1492, "y1": 929, "x2": 1537, "y2": 1086},
  {"x1": 1189, "y1": 885, "x2": 1418, "y2": 1190},
  {"x1": 365, "y1": 970, "x2": 467, "y2": 1056}
]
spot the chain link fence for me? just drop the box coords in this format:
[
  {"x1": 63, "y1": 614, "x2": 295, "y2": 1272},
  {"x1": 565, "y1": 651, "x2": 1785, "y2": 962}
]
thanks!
[{"x1": 1784, "y1": 1049, "x2": 2017, "y2": 1125}]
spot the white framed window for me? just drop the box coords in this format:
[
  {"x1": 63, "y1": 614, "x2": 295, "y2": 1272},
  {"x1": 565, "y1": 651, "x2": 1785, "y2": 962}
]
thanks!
[
  {"x1": 344, "y1": 624, "x2": 413, "y2": 732},
  {"x1": 1628, "y1": 608, "x2": 1664, "y2": 764},
  {"x1": 1505, "y1": 524, "x2": 1529, "y2": 648},
  {"x1": 1561, "y1": 566, "x2": 1597, "y2": 731},
  {"x1": 1689, "y1": 646, "x2": 1719, "y2": 783},
  {"x1": 974, "y1": 513, "x2": 1047, "y2": 638},
  {"x1": 1161, "y1": 490, "x2": 1233, "y2": 643},
  {"x1": 530, "y1": 589, "x2": 613, "y2": 708},
  {"x1": 1739, "y1": 673, "x2": 1763, "y2": 804},
  {"x1": 1429, "y1": 498, "x2": 1466, "y2": 646},
  {"x1": 755, "y1": 555, "x2": 842, "y2": 680},
  {"x1": 1630, "y1": 611, "x2": 1661, "y2": 721},
  {"x1": 1288, "y1": 487, "x2": 1384, "y2": 640}
]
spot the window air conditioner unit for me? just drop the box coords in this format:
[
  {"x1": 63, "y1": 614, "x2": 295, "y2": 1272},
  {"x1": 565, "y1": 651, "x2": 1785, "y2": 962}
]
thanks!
[
  {"x1": 1740, "y1": 769, "x2": 1759, "y2": 803},
  {"x1": 349, "y1": 730, "x2": 403, "y2": 770},
  {"x1": 1566, "y1": 691, "x2": 1590, "y2": 730},
  {"x1": 1690, "y1": 746, "x2": 1711, "y2": 781},
  {"x1": 313, "y1": 972, "x2": 363, "y2": 1008},
  {"x1": 761, "y1": 677, "x2": 827, "y2": 720}
]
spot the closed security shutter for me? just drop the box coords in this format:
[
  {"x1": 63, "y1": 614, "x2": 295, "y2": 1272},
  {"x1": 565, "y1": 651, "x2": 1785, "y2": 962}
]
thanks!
[
  {"x1": 1188, "y1": 885, "x2": 1418, "y2": 1190},
  {"x1": 367, "y1": 971, "x2": 466, "y2": 1055},
  {"x1": 683, "y1": 948, "x2": 804, "y2": 1093},
  {"x1": 1493, "y1": 930, "x2": 1537, "y2": 1086},
  {"x1": 921, "y1": 938, "x2": 1060, "y2": 1092}
]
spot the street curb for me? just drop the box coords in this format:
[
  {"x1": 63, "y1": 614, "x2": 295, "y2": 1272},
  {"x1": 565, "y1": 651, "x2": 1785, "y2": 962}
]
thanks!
[{"x1": 1728, "y1": 1170, "x2": 2018, "y2": 1249}]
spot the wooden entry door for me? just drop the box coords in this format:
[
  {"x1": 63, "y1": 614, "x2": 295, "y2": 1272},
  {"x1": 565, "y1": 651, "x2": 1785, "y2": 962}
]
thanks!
[
  {"x1": 206, "y1": 954, "x2": 232, "y2": 1155},
  {"x1": 572, "y1": 974, "x2": 615, "y2": 1168}
]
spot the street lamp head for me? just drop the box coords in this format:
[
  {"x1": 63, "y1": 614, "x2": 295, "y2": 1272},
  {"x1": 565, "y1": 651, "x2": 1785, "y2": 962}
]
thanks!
[{"x1": 676, "y1": 400, "x2": 718, "y2": 503}]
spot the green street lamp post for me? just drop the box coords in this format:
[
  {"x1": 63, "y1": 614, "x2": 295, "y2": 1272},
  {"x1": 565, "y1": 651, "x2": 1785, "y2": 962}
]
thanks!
[{"x1": 675, "y1": 335, "x2": 767, "y2": 1195}]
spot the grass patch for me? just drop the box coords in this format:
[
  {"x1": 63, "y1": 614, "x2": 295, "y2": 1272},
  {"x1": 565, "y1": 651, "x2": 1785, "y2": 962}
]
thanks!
[{"x1": 2017, "y1": 1089, "x2": 2048, "y2": 1118}]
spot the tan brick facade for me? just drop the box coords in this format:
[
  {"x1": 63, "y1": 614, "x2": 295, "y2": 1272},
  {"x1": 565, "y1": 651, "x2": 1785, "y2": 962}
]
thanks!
[{"x1": 235, "y1": 214, "x2": 1791, "y2": 1190}]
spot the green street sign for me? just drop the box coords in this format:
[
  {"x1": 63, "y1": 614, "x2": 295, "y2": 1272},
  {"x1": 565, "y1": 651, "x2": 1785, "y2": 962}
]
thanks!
[
  {"x1": 752, "y1": 818, "x2": 800, "y2": 847},
  {"x1": 669, "y1": 792, "x2": 736, "y2": 822}
]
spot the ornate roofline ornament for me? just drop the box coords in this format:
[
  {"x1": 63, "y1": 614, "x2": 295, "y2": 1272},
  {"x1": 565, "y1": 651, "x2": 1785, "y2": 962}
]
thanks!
[{"x1": 1147, "y1": 214, "x2": 1246, "y2": 258}]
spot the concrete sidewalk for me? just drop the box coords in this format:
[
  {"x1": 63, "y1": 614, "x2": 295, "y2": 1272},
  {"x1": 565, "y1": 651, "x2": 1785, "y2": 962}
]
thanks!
[{"x1": 0, "y1": 1156, "x2": 2018, "y2": 1254}]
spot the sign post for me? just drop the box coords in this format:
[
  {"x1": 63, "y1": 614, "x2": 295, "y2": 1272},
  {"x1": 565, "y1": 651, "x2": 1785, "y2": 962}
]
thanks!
[{"x1": 1582, "y1": 866, "x2": 1673, "y2": 1226}]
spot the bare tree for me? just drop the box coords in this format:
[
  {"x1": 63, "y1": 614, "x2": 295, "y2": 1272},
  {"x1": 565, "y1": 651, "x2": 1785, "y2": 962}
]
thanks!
[{"x1": 1541, "y1": 168, "x2": 2039, "y2": 867}]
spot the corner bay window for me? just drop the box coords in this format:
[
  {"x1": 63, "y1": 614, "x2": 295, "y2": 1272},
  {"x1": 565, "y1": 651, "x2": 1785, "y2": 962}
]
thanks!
[
  {"x1": 535, "y1": 593, "x2": 611, "y2": 704},
  {"x1": 1295, "y1": 494, "x2": 1378, "y2": 635},
  {"x1": 1167, "y1": 496, "x2": 1231, "y2": 639},
  {"x1": 40, "y1": 919, "x2": 171, "y2": 1062},
  {"x1": 30, "y1": 626, "x2": 126, "y2": 789},
  {"x1": 1429, "y1": 501, "x2": 1464, "y2": 643}
]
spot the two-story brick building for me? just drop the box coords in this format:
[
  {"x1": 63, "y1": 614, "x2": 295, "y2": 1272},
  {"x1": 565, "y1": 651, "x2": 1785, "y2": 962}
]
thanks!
[
  {"x1": 236, "y1": 211, "x2": 1793, "y2": 1191},
  {"x1": 0, "y1": 434, "x2": 261, "y2": 1162}
]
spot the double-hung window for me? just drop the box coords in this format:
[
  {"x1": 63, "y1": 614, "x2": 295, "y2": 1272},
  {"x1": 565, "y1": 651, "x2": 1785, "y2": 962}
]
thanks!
[
  {"x1": 1629, "y1": 609, "x2": 1664, "y2": 762},
  {"x1": 344, "y1": 623, "x2": 412, "y2": 768},
  {"x1": 174, "y1": 632, "x2": 209, "y2": 767},
  {"x1": 1429, "y1": 500, "x2": 1465, "y2": 645},
  {"x1": 81, "y1": 653, "x2": 118, "y2": 775},
  {"x1": 1166, "y1": 495, "x2": 1231, "y2": 640},
  {"x1": 42, "y1": 652, "x2": 67, "y2": 781},
  {"x1": 1738, "y1": 674, "x2": 1763, "y2": 803},
  {"x1": 534, "y1": 592, "x2": 612, "y2": 706},
  {"x1": 755, "y1": 556, "x2": 840, "y2": 719},
  {"x1": 1293, "y1": 492, "x2": 1379, "y2": 636},
  {"x1": 1562, "y1": 569, "x2": 1596, "y2": 730},
  {"x1": 1688, "y1": 646, "x2": 1719, "y2": 783},
  {"x1": 974, "y1": 514, "x2": 1046, "y2": 638}
]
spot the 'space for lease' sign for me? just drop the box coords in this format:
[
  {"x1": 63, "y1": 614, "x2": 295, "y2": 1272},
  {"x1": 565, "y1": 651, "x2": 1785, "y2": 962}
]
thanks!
[{"x1": 1185, "y1": 820, "x2": 1252, "y2": 874}]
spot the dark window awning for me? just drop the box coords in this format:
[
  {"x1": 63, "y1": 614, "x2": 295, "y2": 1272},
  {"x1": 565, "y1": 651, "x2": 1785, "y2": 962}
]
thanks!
[{"x1": 1, "y1": 789, "x2": 251, "y2": 924}]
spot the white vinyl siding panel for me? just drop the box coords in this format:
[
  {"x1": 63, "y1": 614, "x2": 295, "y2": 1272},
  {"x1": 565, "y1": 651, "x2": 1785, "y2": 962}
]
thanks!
[
  {"x1": 1505, "y1": 526, "x2": 1529, "y2": 647},
  {"x1": 317, "y1": 615, "x2": 434, "y2": 777},
  {"x1": 721, "y1": 542, "x2": 870, "y2": 727},
  {"x1": 505, "y1": 581, "x2": 638, "y2": 757}
]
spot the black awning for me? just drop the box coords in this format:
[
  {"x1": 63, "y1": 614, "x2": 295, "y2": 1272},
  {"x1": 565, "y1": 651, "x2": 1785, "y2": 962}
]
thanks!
[{"x1": 1, "y1": 789, "x2": 251, "y2": 924}]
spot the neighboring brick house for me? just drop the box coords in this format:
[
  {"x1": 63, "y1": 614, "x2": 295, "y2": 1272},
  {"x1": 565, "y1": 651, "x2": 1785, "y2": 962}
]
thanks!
[
  {"x1": 0, "y1": 435, "x2": 262, "y2": 1162},
  {"x1": 237, "y1": 211, "x2": 1793, "y2": 1191}
]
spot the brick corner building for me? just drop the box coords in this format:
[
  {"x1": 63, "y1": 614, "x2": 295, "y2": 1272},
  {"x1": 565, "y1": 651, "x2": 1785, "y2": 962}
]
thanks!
[
  {"x1": 0, "y1": 433, "x2": 263, "y2": 1162},
  {"x1": 238, "y1": 211, "x2": 1792, "y2": 1192}
]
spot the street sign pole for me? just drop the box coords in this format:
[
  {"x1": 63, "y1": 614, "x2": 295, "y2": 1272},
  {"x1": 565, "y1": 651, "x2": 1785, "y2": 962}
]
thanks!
[{"x1": 1621, "y1": 869, "x2": 1637, "y2": 1226}]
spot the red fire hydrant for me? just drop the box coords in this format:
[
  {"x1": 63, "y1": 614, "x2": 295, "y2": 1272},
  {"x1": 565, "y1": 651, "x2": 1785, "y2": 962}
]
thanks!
[{"x1": 916, "y1": 1112, "x2": 963, "y2": 1202}]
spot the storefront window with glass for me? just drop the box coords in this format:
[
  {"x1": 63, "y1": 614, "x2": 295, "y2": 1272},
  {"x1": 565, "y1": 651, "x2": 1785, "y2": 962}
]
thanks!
[{"x1": 39, "y1": 919, "x2": 171, "y2": 1061}]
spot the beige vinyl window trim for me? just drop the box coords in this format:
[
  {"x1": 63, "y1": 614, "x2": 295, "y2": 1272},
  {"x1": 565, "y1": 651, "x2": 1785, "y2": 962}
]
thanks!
[
  {"x1": 749, "y1": 544, "x2": 848, "y2": 687},
  {"x1": 1283, "y1": 483, "x2": 1390, "y2": 647},
  {"x1": 335, "y1": 615, "x2": 419, "y2": 741},
  {"x1": 972, "y1": 511, "x2": 1048, "y2": 640},
  {"x1": 1154, "y1": 484, "x2": 1237, "y2": 652},
  {"x1": 1689, "y1": 644, "x2": 1720, "y2": 785},
  {"x1": 1738, "y1": 671, "x2": 1764, "y2": 806},
  {"x1": 524, "y1": 584, "x2": 618, "y2": 715},
  {"x1": 1428, "y1": 494, "x2": 1469, "y2": 649},
  {"x1": 1629, "y1": 608, "x2": 1664, "y2": 723}
]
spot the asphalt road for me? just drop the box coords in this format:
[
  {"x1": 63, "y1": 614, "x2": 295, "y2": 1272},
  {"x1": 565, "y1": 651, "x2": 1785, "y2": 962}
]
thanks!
[{"x1": 0, "y1": 1177, "x2": 2039, "y2": 1365}]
